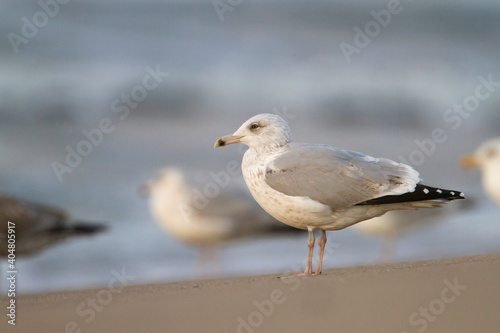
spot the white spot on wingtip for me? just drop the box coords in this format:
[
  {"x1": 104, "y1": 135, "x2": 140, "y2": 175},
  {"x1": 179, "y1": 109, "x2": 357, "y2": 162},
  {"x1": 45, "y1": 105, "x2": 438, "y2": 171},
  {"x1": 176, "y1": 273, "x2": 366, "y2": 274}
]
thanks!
[
  {"x1": 459, "y1": 192, "x2": 465, "y2": 197},
  {"x1": 451, "y1": 191, "x2": 455, "y2": 195},
  {"x1": 436, "y1": 189, "x2": 442, "y2": 194},
  {"x1": 423, "y1": 188, "x2": 429, "y2": 194}
]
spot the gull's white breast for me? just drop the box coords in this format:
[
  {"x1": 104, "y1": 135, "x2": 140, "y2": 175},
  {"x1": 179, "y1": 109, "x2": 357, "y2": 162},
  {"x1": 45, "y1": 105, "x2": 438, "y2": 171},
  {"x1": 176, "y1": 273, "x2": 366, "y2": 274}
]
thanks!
[{"x1": 483, "y1": 161, "x2": 500, "y2": 205}]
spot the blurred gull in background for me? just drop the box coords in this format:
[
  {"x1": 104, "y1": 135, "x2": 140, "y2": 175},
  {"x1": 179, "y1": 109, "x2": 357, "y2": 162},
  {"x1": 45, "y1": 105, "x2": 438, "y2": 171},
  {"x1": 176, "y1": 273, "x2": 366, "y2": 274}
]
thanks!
[
  {"x1": 461, "y1": 138, "x2": 500, "y2": 206},
  {"x1": 353, "y1": 199, "x2": 473, "y2": 262},
  {"x1": 0, "y1": 195, "x2": 106, "y2": 257},
  {"x1": 142, "y1": 168, "x2": 297, "y2": 275}
]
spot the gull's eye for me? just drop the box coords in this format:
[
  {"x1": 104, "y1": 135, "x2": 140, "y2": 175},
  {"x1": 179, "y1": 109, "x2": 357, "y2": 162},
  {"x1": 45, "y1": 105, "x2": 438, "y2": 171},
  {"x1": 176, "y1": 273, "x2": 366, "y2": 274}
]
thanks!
[{"x1": 250, "y1": 123, "x2": 259, "y2": 130}]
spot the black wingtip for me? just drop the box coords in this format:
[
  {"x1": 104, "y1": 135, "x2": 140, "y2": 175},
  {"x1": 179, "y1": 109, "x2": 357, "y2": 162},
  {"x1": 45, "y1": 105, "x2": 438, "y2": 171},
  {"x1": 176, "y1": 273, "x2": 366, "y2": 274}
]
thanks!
[
  {"x1": 356, "y1": 184, "x2": 465, "y2": 206},
  {"x1": 71, "y1": 223, "x2": 108, "y2": 234},
  {"x1": 48, "y1": 222, "x2": 108, "y2": 235}
]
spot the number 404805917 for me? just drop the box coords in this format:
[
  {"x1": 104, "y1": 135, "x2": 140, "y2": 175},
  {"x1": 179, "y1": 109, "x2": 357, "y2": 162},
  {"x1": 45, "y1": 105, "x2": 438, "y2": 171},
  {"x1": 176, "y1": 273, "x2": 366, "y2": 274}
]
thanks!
[{"x1": 7, "y1": 221, "x2": 16, "y2": 267}]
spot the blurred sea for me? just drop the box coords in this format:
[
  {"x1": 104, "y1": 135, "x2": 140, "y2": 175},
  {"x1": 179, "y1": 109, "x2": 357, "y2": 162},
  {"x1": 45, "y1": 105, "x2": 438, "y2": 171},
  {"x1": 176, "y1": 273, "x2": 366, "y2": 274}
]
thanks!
[{"x1": 0, "y1": 0, "x2": 499, "y2": 294}]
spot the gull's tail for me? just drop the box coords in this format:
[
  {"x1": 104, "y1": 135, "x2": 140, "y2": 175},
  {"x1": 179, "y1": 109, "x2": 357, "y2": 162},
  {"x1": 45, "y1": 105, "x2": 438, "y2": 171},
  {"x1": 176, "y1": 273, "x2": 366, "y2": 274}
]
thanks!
[{"x1": 356, "y1": 184, "x2": 465, "y2": 206}]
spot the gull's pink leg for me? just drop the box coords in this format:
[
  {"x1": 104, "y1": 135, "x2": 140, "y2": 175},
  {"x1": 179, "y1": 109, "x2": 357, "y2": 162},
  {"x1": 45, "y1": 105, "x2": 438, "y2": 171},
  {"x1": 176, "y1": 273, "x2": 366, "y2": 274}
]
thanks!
[
  {"x1": 314, "y1": 230, "x2": 327, "y2": 275},
  {"x1": 279, "y1": 229, "x2": 317, "y2": 278},
  {"x1": 304, "y1": 229, "x2": 315, "y2": 275}
]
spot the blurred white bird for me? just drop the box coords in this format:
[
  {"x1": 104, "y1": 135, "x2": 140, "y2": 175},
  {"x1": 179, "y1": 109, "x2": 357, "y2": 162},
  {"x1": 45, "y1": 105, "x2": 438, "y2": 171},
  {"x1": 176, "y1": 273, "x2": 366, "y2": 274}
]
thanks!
[
  {"x1": 142, "y1": 168, "x2": 296, "y2": 274},
  {"x1": 0, "y1": 195, "x2": 106, "y2": 256},
  {"x1": 353, "y1": 201, "x2": 471, "y2": 261},
  {"x1": 461, "y1": 138, "x2": 500, "y2": 205}
]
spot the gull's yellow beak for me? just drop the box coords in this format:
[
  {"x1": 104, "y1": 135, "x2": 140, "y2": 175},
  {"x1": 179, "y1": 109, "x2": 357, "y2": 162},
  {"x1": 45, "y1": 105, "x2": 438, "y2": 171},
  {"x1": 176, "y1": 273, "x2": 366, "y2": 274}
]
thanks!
[
  {"x1": 214, "y1": 135, "x2": 243, "y2": 148},
  {"x1": 460, "y1": 154, "x2": 480, "y2": 169}
]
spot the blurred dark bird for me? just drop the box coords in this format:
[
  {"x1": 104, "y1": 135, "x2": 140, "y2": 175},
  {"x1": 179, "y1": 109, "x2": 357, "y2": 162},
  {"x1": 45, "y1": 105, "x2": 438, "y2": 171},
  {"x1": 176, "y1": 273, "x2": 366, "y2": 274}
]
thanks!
[
  {"x1": 461, "y1": 138, "x2": 500, "y2": 206},
  {"x1": 0, "y1": 195, "x2": 106, "y2": 256}
]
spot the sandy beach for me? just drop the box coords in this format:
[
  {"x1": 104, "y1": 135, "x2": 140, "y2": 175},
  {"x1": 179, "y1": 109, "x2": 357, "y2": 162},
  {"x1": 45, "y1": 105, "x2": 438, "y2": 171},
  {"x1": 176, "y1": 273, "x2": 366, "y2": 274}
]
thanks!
[{"x1": 2, "y1": 253, "x2": 498, "y2": 333}]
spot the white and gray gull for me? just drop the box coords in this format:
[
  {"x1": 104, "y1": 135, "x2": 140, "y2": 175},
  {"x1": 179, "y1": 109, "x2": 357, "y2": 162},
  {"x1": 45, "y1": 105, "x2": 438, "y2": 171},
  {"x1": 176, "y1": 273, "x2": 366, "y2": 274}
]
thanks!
[
  {"x1": 215, "y1": 114, "x2": 464, "y2": 276},
  {"x1": 461, "y1": 138, "x2": 500, "y2": 205}
]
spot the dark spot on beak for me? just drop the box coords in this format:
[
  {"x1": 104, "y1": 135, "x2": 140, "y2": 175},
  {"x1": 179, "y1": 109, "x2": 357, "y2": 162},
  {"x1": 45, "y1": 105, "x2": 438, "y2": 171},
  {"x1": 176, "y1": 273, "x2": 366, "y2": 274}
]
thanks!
[{"x1": 215, "y1": 137, "x2": 226, "y2": 148}]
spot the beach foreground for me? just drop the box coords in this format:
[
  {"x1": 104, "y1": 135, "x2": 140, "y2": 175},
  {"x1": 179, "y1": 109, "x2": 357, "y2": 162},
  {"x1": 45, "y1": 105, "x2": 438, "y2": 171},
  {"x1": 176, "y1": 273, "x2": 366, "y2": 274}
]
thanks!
[{"x1": 3, "y1": 254, "x2": 499, "y2": 332}]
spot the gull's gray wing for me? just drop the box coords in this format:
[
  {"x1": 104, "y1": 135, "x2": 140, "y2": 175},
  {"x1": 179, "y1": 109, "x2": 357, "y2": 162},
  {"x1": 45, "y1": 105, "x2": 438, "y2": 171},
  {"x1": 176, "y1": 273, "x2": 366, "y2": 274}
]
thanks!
[{"x1": 265, "y1": 143, "x2": 421, "y2": 210}]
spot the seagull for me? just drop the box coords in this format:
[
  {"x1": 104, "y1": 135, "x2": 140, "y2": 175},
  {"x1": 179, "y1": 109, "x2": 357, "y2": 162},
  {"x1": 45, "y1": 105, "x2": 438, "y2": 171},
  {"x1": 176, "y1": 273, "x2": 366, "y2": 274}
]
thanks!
[
  {"x1": 0, "y1": 195, "x2": 106, "y2": 257},
  {"x1": 142, "y1": 168, "x2": 299, "y2": 273},
  {"x1": 215, "y1": 113, "x2": 464, "y2": 276},
  {"x1": 461, "y1": 138, "x2": 500, "y2": 205}
]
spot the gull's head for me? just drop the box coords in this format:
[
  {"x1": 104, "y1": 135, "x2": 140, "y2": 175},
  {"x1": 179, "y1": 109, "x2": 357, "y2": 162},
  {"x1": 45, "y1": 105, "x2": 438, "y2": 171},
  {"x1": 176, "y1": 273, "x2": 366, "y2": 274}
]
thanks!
[
  {"x1": 461, "y1": 138, "x2": 500, "y2": 170},
  {"x1": 141, "y1": 168, "x2": 187, "y2": 198},
  {"x1": 214, "y1": 113, "x2": 292, "y2": 149}
]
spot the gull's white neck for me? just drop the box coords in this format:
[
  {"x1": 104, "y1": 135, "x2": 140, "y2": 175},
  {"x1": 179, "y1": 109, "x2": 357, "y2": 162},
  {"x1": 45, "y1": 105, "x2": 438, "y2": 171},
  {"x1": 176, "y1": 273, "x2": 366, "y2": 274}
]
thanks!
[
  {"x1": 244, "y1": 142, "x2": 290, "y2": 162},
  {"x1": 482, "y1": 159, "x2": 500, "y2": 204},
  {"x1": 242, "y1": 143, "x2": 290, "y2": 187}
]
